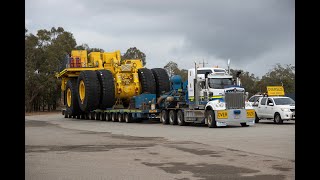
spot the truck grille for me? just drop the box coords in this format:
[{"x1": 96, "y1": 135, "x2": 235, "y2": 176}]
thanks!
[{"x1": 225, "y1": 92, "x2": 245, "y2": 109}]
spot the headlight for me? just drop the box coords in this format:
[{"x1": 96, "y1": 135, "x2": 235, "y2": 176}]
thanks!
[{"x1": 281, "y1": 108, "x2": 290, "y2": 112}]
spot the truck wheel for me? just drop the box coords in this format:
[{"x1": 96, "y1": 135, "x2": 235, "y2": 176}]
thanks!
[
  {"x1": 125, "y1": 113, "x2": 132, "y2": 123},
  {"x1": 240, "y1": 123, "x2": 249, "y2": 127},
  {"x1": 151, "y1": 68, "x2": 170, "y2": 97},
  {"x1": 77, "y1": 71, "x2": 101, "y2": 112},
  {"x1": 206, "y1": 110, "x2": 217, "y2": 128},
  {"x1": 96, "y1": 70, "x2": 115, "y2": 109},
  {"x1": 177, "y1": 110, "x2": 187, "y2": 126},
  {"x1": 138, "y1": 68, "x2": 156, "y2": 94},
  {"x1": 274, "y1": 113, "x2": 283, "y2": 124},
  {"x1": 255, "y1": 112, "x2": 260, "y2": 123},
  {"x1": 111, "y1": 113, "x2": 118, "y2": 122},
  {"x1": 90, "y1": 112, "x2": 96, "y2": 120},
  {"x1": 64, "y1": 111, "x2": 68, "y2": 118},
  {"x1": 84, "y1": 113, "x2": 90, "y2": 120},
  {"x1": 66, "y1": 79, "x2": 81, "y2": 116},
  {"x1": 100, "y1": 113, "x2": 106, "y2": 121},
  {"x1": 95, "y1": 112, "x2": 101, "y2": 120},
  {"x1": 118, "y1": 113, "x2": 123, "y2": 122},
  {"x1": 106, "y1": 113, "x2": 110, "y2": 121},
  {"x1": 161, "y1": 110, "x2": 169, "y2": 124},
  {"x1": 169, "y1": 110, "x2": 177, "y2": 125}
]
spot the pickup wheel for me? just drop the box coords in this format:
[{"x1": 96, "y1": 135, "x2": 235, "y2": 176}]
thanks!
[
  {"x1": 255, "y1": 112, "x2": 260, "y2": 123},
  {"x1": 161, "y1": 110, "x2": 169, "y2": 124},
  {"x1": 274, "y1": 113, "x2": 283, "y2": 124},
  {"x1": 206, "y1": 110, "x2": 217, "y2": 128}
]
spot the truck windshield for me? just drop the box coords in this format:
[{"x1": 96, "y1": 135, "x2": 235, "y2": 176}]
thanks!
[
  {"x1": 208, "y1": 78, "x2": 232, "y2": 89},
  {"x1": 273, "y1": 98, "x2": 295, "y2": 105}
]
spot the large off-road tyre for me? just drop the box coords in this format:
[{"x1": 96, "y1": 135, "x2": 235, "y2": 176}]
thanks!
[
  {"x1": 169, "y1": 110, "x2": 177, "y2": 125},
  {"x1": 77, "y1": 71, "x2": 101, "y2": 112},
  {"x1": 206, "y1": 110, "x2": 217, "y2": 128},
  {"x1": 66, "y1": 79, "x2": 81, "y2": 116},
  {"x1": 151, "y1": 68, "x2": 170, "y2": 97},
  {"x1": 96, "y1": 70, "x2": 115, "y2": 109},
  {"x1": 138, "y1": 68, "x2": 156, "y2": 94}
]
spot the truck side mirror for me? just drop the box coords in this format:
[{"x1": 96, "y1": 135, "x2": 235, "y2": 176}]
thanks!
[{"x1": 268, "y1": 103, "x2": 274, "y2": 106}]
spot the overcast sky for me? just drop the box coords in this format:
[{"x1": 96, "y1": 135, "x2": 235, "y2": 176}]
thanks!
[{"x1": 26, "y1": 0, "x2": 294, "y2": 77}]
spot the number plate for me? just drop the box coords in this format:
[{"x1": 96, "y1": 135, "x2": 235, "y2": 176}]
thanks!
[
  {"x1": 217, "y1": 110, "x2": 228, "y2": 119},
  {"x1": 246, "y1": 109, "x2": 255, "y2": 118}
]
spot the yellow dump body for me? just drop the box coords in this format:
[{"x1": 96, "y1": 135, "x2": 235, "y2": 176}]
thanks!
[{"x1": 57, "y1": 50, "x2": 144, "y2": 103}]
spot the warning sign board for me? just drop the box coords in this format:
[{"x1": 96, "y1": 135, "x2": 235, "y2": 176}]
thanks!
[{"x1": 267, "y1": 86, "x2": 285, "y2": 96}]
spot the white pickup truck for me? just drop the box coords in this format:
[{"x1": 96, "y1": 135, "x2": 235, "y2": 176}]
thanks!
[{"x1": 254, "y1": 96, "x2": 295, "y2": 124}]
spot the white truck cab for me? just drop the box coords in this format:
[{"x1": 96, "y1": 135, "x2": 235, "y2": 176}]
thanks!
[
  {"x1": 254, "y1": 96, "x2": 295, "y2": 124},
  {"x1": 187, "y1": 66, "x2": 255, "y2": 127}
]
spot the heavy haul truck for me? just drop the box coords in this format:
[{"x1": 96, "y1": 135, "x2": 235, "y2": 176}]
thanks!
[
  {"x1": 57, "y1": 51, "x2": 255, "y2": 128},
  {"x1": 56, "y1": 50, "x2": 170, "y2": 120}
]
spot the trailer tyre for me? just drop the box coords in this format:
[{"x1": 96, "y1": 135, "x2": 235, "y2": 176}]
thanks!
[
  {"x1": 77, "y1": 71, "x2": 101, "y2": 112},
  {"x1": 125, "y1": 113, "x2": 132, "y2": 123},
  {"x1": 118, "y1": 113, "x2": 123, "y2": 122},
  {"x1": 206, "y1": 110, "x2": 217, "y2": 128},
  {"x1": 96, "y1": 70, "x2": 115, "y2": 109},
  {"x1": 161, "y1": 110, "x2": 169, "y2": 124},
  {"x1": 169, "y1": 110, "x2": 177, "y2": 125},
  {"x1": 151, "y1": 68, "x2": 170, "y2": 97},
  {"x1": 66, "y1": 79, "x2": 81, "y2": 116},
  {"x1": 138, "y1": 68, "x2": 156, "y2": 94},
  {"x1": 111, "y1": 113, "x2": 118, "y2": 122}
]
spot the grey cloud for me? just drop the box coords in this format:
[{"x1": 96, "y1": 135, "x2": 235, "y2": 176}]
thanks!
[{"x1": 26, "y1": 0, "x2": 294, "y2": 77}]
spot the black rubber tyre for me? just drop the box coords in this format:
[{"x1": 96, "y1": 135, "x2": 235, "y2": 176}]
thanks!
[
  {"x1": 77, "y1": 71, "x2": 101, "y2": 112},
  {"x1": 95, "y1": 112, "x2": 101, "y2": 120},
  {"x1": 138, "y1": 68, "x2": 156, "y2": 94},
  {"x1": 274, "y1": 113, "x2": 283, "y2": 124},
  {"x1": 177, "y1": 110, "x2": 186, "y2": 126},
  {"x1": 100, "y1": 113, "x2": 106, "y2": 121},
  {"x1": 111, "y1": 113, "x2": 118, "y2": 122},
  {"x1": 151, "y1": 68, "x2": 170, "y2": 97},
  {"x1": 118, "y1": 113, "x2": 123, "y2": 122},
  {"x1": 65, "y1": 79, "x2": 81, "y2": 116},
  {"x1": 206, "y1": 110, "x2": 217, "y2": 128},
  {"x1": 161, "y1": 110, "x2": 169, "y2": 124},
  {"x1": 64, "y1": 111, "x2": 68, "y2": 118},
  {"x1": 125, "y1": 113, "x2": 132, "y2": 123},
  {"x1": 255, "y1": 112, "x2": 260, "y2": 123},
  {"x1": 169, "y1": 110, "x2": 177, "y2": 125},
  {"x1": 84, "y1": 113, "x2": 90, "y2": 120},
  {"x1": 90, "y1": 112, "x2": 96, "y2": 120},
  {"x1": 241, "y1": 123, "x2": 249, "y2": 127},
  {"x1": 106, "y1": 113, "x2": 111, "y2": 121},
  {"x1": 96, "y1": 70, "x2": 115, "y2": 109}
]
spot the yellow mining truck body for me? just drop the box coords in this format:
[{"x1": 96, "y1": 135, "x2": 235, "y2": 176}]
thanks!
[
  {"x1": 56, "y1": 49, "x2": 170, "y2": 117},
  {"x1": 57, "y1": 50, "x2": 143, "y2": 101}
]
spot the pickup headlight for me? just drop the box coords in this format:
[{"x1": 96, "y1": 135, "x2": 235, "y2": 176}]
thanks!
[{"x1": 281, "y1": 108, "x2": 290, "y2": 112}]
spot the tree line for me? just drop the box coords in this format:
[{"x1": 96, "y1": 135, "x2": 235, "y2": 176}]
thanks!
[
  {"x1": 163, "y1": 61, "x2": 295, "y2": 97},
  {"x1": 25, "y1": 26, "x2": 294, "y2": 112}
]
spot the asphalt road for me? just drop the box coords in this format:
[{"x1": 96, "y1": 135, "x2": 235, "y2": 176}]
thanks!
[{"x1": 25, "y1": 113, "x2": 295, "y2": 180}]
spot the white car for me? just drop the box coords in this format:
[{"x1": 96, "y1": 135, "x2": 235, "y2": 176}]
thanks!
[{"x1": 254, "y1": 96, "x2": 295, "y2": 124}]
